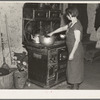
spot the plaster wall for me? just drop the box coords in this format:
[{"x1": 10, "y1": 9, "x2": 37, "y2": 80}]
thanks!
[
  {"x1": 0, "y1": 2, "x2": 24, "y2": 67},
  {"x1": 87, "y1": 4, "x2": 98, "y2": 41}
]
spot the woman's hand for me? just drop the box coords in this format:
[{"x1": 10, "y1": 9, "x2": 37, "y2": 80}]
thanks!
[
  {"x1": 69, "y1": 53, "x2": 74, "y2": 60},
  {"x1": 47, "y1": 32, "x2": 53, "y2": 36}
]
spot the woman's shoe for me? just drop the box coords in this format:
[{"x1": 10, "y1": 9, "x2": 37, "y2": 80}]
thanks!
[
  {"x1": 67, "y1": 85, "x2": 73, "y2": 89},
  {"x1": 72, "y1": 84, "x2": 79, "y2": 90},
  {"x1": 67, "y1": 83, "x2": 80, "y2": 90}
]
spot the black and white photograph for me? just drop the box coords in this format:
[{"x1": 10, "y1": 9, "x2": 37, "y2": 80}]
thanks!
[{"x1": 0, "y1": 0, "x2": 100, "y2": 99}]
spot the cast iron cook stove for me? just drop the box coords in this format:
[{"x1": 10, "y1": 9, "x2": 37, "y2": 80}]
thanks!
[
  {"x1": 25, "y1": 41, "x2": 68, "y2": 88},
  {"x1": 22, "y1": 3, "x2": 68, "y2": 88}
]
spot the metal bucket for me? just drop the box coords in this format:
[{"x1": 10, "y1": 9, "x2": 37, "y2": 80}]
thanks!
[
  {"x1": 14, "y1": 70, "x2": 28, "y2": 89},
  {"x1": 0, "y1": 68, "x2": 14, "y2": 89}
]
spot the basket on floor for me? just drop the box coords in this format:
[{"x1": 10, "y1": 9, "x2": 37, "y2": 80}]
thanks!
[
  {"x1": 0, "y1": 68, "x2": 14, "y2": 89},
  {"x1": 14, "y1": 70, "x2": 28, "y2": 89}
]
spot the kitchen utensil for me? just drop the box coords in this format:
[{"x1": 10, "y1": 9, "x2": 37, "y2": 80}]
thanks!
[
  {"x1": 5, "y1": 14, "x2": 12, "y2": 64},
  {"x1": 39, "y1": 35, "x2": 56, "y2": 47},
  {"x1": 0, "y1": 33, "x2": 10, "y2": 71}
]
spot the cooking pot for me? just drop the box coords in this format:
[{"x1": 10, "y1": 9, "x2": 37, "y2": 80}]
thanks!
[
  {"x1": 60, "y1": 34, "x2": 66, "y2": 39},
  {"x1": 39, "y1": 35, "x2": 55, "y2": 47}
]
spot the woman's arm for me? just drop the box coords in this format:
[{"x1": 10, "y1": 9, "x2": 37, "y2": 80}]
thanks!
[
  {"x1": 69, "y1": 30, "x2": 81, "y2": 60},
  {"x1": 48, "y1": 25, "x2": 68, "y2": 36}
]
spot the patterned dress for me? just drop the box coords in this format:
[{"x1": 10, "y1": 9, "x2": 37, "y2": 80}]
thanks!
[{"x1": 66, "y1": 20, "x2": 84, "y2": 84}]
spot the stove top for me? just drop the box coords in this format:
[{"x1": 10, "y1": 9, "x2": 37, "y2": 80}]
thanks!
[{"x1": 23, "y1": 40, "x2": 66, "y2": 49}]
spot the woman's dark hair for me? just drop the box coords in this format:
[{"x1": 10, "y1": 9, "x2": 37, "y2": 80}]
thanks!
[{"x1": 65, "y1": 7, "x2": 79, "y2": 17}]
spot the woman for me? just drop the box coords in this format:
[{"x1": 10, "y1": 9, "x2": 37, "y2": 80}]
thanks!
[{"x1": 48, "y1": 7, "x2": 84, "y2": 89}]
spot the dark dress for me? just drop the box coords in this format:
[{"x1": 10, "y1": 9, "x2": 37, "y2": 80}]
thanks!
[{"x1": 66, "y1": 20, "x2": 84, "y2": 84}]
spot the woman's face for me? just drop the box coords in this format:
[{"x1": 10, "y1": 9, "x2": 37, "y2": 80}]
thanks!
[{"x1": 66, "y1": 13, "x2": 72, "y2": 21}]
